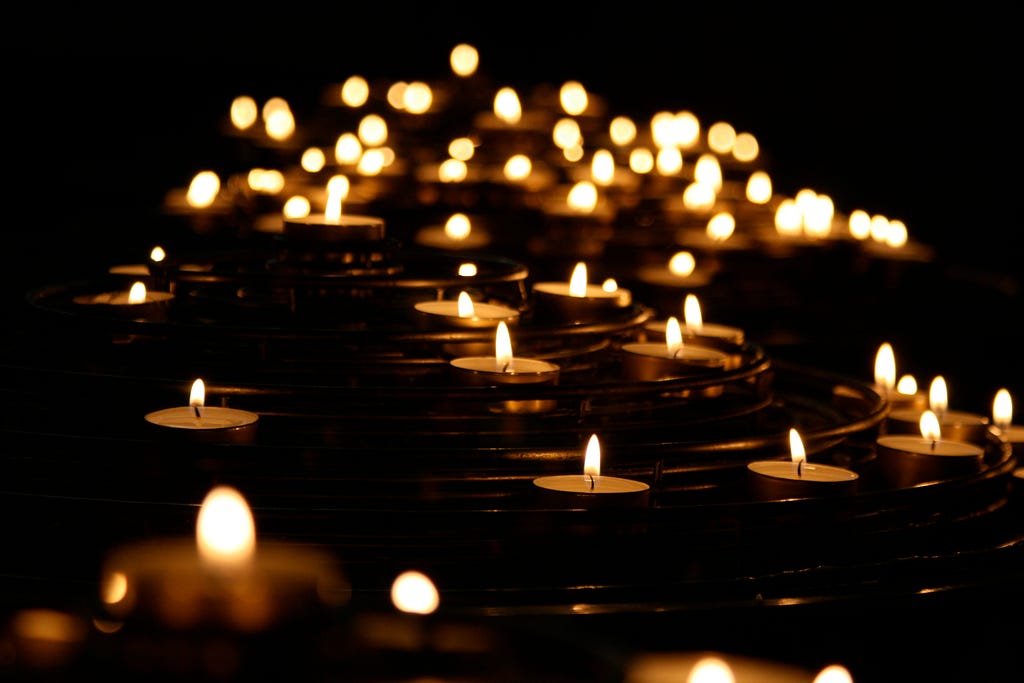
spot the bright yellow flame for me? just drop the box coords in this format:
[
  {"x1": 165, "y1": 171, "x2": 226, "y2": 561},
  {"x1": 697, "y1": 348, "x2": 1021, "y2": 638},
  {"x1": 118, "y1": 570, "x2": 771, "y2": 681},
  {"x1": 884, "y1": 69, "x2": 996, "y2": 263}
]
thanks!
[
  {"x1": 869, "y1": 214, "x2": 890, "y2": 242},
  {"x1": 874, "y1": 343, "x2": 896, "y2": 390},
  {"x1": 655, "y1": 147, "x2": 683, "y2": 175},
  {"x1": 609, "y1": 116, "x2": 637, "y2": 146},
  {"x1": 340, "y1": 75, "x2": 369, "y2": 107},
  {"x1": 185, "y1": 171, "x2": 220, "y2": 208},
  {"x1": 601, "y1": 278, "x2": 618, "y2": 293},
  {"x1": 102, "y1": 571, "x2": 128, "y2": 605},
  {"x1": 335, "y1": 132, "x2": 363, "y2": 164},
  {"x1": 263, "y1": 98, "x2": 295, "y2": 141},
  {"x1": 848, "y1": 209, "x2": 872, "y2": 240},
  {"x1": 495, "y1": 322, "x2": 513, "y2": 366},
  {"x1": 583, "y1": 433, "x2": 601, "y2": 479},
  {"x1": 358, "y1": 148, "x2": 387, "y2": 176},
  {"x1": 567, "y1": 180, "x2": 598, "y2": 213},
  {"x1": 128, "y1": 282, "x2": 147, "y2": 304},
  {"x1": 789, "y1": 428, "x2": 806, "y2": 470},
  {"x1": 929, "y1": 376, "x2": 948, "y2": 416},
  {"x1": 283, "y1": 195, "x2": 312, "y2": 218},
  {"x1": 325, "y1": 175, "x2": 350, "y2": 223},
  {"x1": 591, "y1": 149, "x2": 616, "y2": 186},
  {"x1": 448, "y1": 137, "x2": 476, "y2": 161},
  {"x1": 774, "y1": 199, "x2": 802, "y2": 236},
  {"x1": 248, "y1": 168, "x2": 286, "y2": 194},
  {"x1": 552, "y1": 117, "x2": 583, "y2": 149},
  {"x1": 683, "y1": 294, "x2": 703, "y2": 331},
  {"x1": 682, "y1": 181, "x2": 716, "y2": 212},
  {"x1": 668, "y1": 251, "x2": 696, "y2": 277},
  {"x1": 994, "y1": 388, "x2": 1013, "y2": 431},
  {"x1": 706, "y1": 212, "x2": 735, "y2": 241},
  {"x1": 149, "y1": 246, "x2": 166, "y2": 263},
  {"x1": 402, "y1": 81, "x2": 433, "y2": 114},
  {"x1": 665, "y1": 316, "x2": 683, "y2": 357},
  {"x1": 897, "y1": 374, "x2": 918, "y2": 395},
  {"x1": 357, "y1": 114, "x2": 388, "y2": 146},
  {"x1": 650, "y1": 111, "x2": 679, "y2": 148},
  {"x1": 438, "y1": 158, "x2": 468, "y2": 182},
  {"x1": 189, "y1": 378, "x2": 205, "y2": 408},
  {"x1": 803, "y1": 193, "x2": 834, "y2": 238},
  {"x1": 745, "y1": 171, "x2": 772, "y2": 204},
  {"x1": 229, "y1": 95, "x2": 258, "y2": 131},
  {"x1": 886, "y1": 219, "x2": 908, "y2": 248},
  {"x1": 694, "y1": 153, "x2": 723, "y2": 192},
  {"x1": 196, "y1": 486, "x2": 256, "y2": 571},
  {"x1": 494, "y1": 87, "x2": 522, "y2": 124},
  {"x1": 559, "y1": 80, "x2": 589, "y2": 115},
  {"x1": 687, "y1": 655, "x2": 735, "y2": 683},
  {"x1": 568, "y1": 262, "x2": 588, "y2": 297},
  {"x1": 629, "y1": 148, "x2": 655, "y2": 174},
  {"x1": 450, "y1": 43, "x2": 479, "y2": 77},
  {"x1": 732, "y1": 132, "x2": 760, "y2": 162},
  {"x1": 707, "y1": 121, "x2": 737, "y2": 154},
  {"x1": 301, "y1": 147, "x2": 327, "y2": 173},
  {"x1": 920, "y1": 410, "x2": 942, "y2": 441},
  {"x1": 674, "y1": 111, "x2": 701, "y2": 148},
  {"x1": 458, "y1": 263, "x2": 477, "y2": 277},
  {"x1": 457, "y1": 291, "x2": 475, "y2": 318},
  {"x1": 812, "y1": 664, "x2": 853, "y2": 683},
  {"x1": 444, "y1": 213, "x2": 471, "y2": 240},
  {"x1": 503, "y1": 154, "x2": 532, "y2": 181},
  {"x1": 391, "y1": 570, "x2": 439, "y2": 614}
]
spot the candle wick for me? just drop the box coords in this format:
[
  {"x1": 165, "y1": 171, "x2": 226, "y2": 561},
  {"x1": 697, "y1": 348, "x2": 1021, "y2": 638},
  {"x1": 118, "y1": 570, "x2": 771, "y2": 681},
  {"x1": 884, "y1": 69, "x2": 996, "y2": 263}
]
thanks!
[
  {"x1": 502, "y1": 361, "x2": 511, "y2": 373},
  {"x1": 589, "y1": 474, "x2": 595, "y2": 490},
  {"x1": 797, "y1": 459, "x2": 803, "y2": 477},
  {"x1": 931, "y1": 439, "x2": 936, "y2": 451},
  {"x1": 193, "y1": 405, "x2": 202, "y2": 419}
]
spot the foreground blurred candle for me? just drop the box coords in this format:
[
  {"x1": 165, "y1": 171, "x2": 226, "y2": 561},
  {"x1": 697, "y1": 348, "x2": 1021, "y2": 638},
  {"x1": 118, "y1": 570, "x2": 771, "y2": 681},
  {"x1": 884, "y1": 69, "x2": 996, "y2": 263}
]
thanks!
[
  {"x1": 625, "y1": 651, "x2": 846, "y2": 683},
  {"x1": 622, "y1": 316, "x2": 730, "y2": 381},
  {"x1": 875, "y1": 409, "x2": 985, "y2": 487},
  {"x1": 533, "y1": 434, "x2": 650, "y2": 507},
  {"x1": 885, "y1": 375, "x2": 989, "y2": 444},
  {"x1": 532, "y1": 261, "x2": 631, "y2": 323},
  {"x1": 144, "y1": 378, "x2": 259, "y2": 442},
  {"x1": 746, "y1": 429, "x2": 859, "y2": 500},
  {"x1": 100, "y1": 486, "x2": 349, "y2": 631}
]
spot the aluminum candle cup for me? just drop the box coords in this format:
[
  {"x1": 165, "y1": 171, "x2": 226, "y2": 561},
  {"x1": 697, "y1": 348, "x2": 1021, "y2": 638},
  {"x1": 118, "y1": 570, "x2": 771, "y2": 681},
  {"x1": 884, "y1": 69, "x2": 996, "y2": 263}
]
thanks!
[
  {"x1": 449, "y1": 356, "x2": 560, "y2": 413},
  {"x1": 620, "y1": 342, "x2": 730, "y2": 382},
  {"x1": 643, "y1": 319, "x2": 745, "y2": 369},
  {"x1": 874, "y1": 434, "x2": 985, "y2": 488},
  {"x1": 283, "y1": 214, "x2": 386, "y2": 242},
  {"x1": 144, "y1": 406, "x2": 260, "y2": 444},
  {"x1": 884, "y1": 408, "x2": 990, "y2": 445},
  {"x1": 533, "y1": 473, "x2": 650, "y2": 509},
  {"x1": 413, "y1": 300, "x2": 520, "y2": 330},
  {"x1": 746, "y1": 460, "x2": 859, "y2": 501},
  {"x1": 531, "y1": 281, "x2": 632, "y2": 324}
]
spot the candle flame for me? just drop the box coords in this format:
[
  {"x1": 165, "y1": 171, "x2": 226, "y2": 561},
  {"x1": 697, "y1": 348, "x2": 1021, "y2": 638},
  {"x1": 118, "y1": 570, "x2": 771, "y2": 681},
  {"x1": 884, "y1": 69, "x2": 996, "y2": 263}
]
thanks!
[
  {"x1": 929, "y1": 376, "x2": 948, "y2": 417},
  {"x1": 186, "y1": 171, "x2": 220, "y2": 208},
  {"x1": 127, "y1": 282, "x2": 147, "y2": 304},
  {"x1": 583, "y1": 433, "x2": 601, "y2": 480},
  {"x1": 391, "y1": 570, "x2": 439, "y2": 614},
  {"x1": 444, "y1": 213, "x2": 471, "y2": 241},
  {"x1": 668, "y1": 251, "x2": 696, "y2": 277},
  {"x1": 495, "y1": 321, "x2": 513, "y2": 368},
  {"x1": 196, "y1": 486, "x2": 256, "y2": 571},
  {"x1": 457, "y1": 291, "x2": 476, "y2": 318},
  {"x1": 493, "y1": 87, "x2": 522, "y2": 125},
  {"x1": 149, "y1": 246, "x2": 166, "y2": 263},
  {"x1": 812, "y1": 664, "x2": 853, "y2": 683},
  {"x1": 896, "y1": 374, "x2": 918, "y2": 395},
  {"x1": 101, "y1": 571, "x2": 128, "y2": 605},
  {"x1": 683, "y1": 294, "x2": 703, "y2": 331},
  {"x1": 874, "y1": 343, "x2": 896, "y2": 391},
  {"x1": 449, "y1": 43, "x2": 479, "y2": 77},
  {"x1": 920, "y1": 410, "x2": 942, "y2": 441},
  {"x1": 324, "y1": 175, "x2": 350, "y2": 223},
  {"x1": 665, "y1": 316, "x2": 683, "y2": 357},
  {"x1": 994, "y1": 388, "x2": 1013, "y2": 431},
  {"x1": 601, "y1": 278, "x2": 618, "y2": 293},
  {"x1": 568, "y1": 262, "x2": 588, "y2": 297},
  {"x1": 705, "y1": 212, "x2": 735, "y2": 241},
  {"x1": 789, "y1": 428, "x2": 806, "y2": 474},
  {"x1": 688, "y1": 655, "x2": 735, "y2": 683},
  {"x1": 457, "y1": 262, "x2": 477, "y2": 277},
  {"x1": 189, "y1": 379, "x2": 205, "y2": 408}
]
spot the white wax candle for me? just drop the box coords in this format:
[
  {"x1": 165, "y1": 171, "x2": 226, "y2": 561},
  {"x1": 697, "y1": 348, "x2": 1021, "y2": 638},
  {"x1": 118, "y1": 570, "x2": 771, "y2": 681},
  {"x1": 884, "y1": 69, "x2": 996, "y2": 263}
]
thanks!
[
  {"x1": 746, "y1": 460, "x2": 859, "y2": 500},
  {"x1": 875, "y1": 434, "x2": 985, "y2": 488},
  {"x1": 413, "y1": 300, "x2": 520, "y2": 329},
  {"x1": 533, "y1": 434, "x2": 650, "y2": 508},
  {"x1": 885, "y1": 407, "x2": 990, "y2": 445},
  {"x1": 449, "y1": 356, "x2": 560, "y2": 383},
  {"x1": 620, "y1": 341, "x2": 729, "y2": 382}
]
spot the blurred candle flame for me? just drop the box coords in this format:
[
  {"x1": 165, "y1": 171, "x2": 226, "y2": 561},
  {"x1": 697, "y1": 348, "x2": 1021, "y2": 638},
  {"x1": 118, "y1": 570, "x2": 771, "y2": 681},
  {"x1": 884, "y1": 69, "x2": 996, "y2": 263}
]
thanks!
[
  {"x1": 391, "y1": 570, "x2": 439, "y2": 614},
  {"x1": 812, "y1": 664, "x2": 853, "y2": 683},
  {"x1": 583, "y1": 433, "x2": 601, "y2": 480},
  {"x1": 705, "y1": 212, "x2": 735, "y2": 241},
  {"x1": 340, "y1": 75, "x2": 370, "y2": 107},
  {"x1": 665, "y1": 317, "x2": 683, "y2": 357},
  {"x1": 196, "y1": 486, "x2": 256, "y2": 572},
  {"x1": 994, "y1": 388, "x2": 1013, "y2": 431},
  {"x1": 601, "y1": 278, "x2": 618, "y2": 293},
  {"x1": 874, "y1": 343, "x2": 896, "y2": 391},
  {"x1": 149, "y1": 246, "x2": 166, "y2": 263},
  {"x1": 457, "y1": 263, "x2": 477, "y2": 277},
  {"x1": 566, "y1": 180, "x2": 597, "y2": 213},
  {"x1": 897, "y1": 374, "x2": 918, "y2": 395},
  {"x1": 668, "y1": 251, "x2": 696, "y2": 277},
  {"x1": 457, "y1": 291, "x2": 476, "y2": 318},
  {"x1": 495, "y1": 322, "x2": 513, "y2": 368},
  {"x1": 324, "y1": 175, "x2": 350, "y2": 223},
  {"x1": 559, "y1": 80, "x2": 588, "y2": 116},
  {"x1": 687, "y1": 655, "x2": 735, "y2": 683},
  {"x1": 229, "y1": 95, "x2": 258, "y2": 131},
  {"x1": 683, "y1": 294, "x2": 703, "y2": 332},
  {"x1": 920, "y1": 410, "x2": 942, "y2": 441},
  {"x1": 569, "y1": 262, "x2": 588, "y2": 297},
  {"x1": 127, "y1": 282, "x2": 147, "y2": 304},
  {"x1": 101, "y1": 571, "x2": 128, "y2": 605},
  {"x1": 444, "y1": 213, "x2": 471, "y2": 240},
  {"x1": 449, "y1": 43, "x2": 479, "y2": 77},
  {"x1": 185, "y1": 171, "x2": 220, "y2": 208},
  {"x1": 929, "y1": 376, "x2": 948, "y2": 419},
  {"x1": 790, "y1": 428, "x2": 806, "y2": 474},
  {"x1": 493, "y1": 87, "x2": 522, "y2": 124}
]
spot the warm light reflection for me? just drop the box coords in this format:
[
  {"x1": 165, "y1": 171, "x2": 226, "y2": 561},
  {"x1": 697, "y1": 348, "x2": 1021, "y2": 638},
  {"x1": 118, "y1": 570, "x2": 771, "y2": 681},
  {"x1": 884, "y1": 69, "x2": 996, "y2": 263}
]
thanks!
[
  {"x1": 391, "y1": 570, "x2": 440, "y2": 614},
  {"x1": 325, "y1": 175, "x2": 350, "y2": 223},
  {"x1": 567, "y1": 180, "x2": 598, "y2": 213},
  {"x1": 101, "y1": 571, "x2": 128, "y2": 605},
  {"x1": 340, "y1": 75, "x2": 370, "y2": 107},
  {"x1": 127, "y1": 282, "x2": 147, "y2": 304},
  {"x1": 920, "y1": 410, "x2": 942, "y2": 441},
  {"x1": 569, "y1": 262, "x2": 588, "y2": 297},
  {"x1": 450, "y1": 43, "x2": 479, "y2": 77},
  {"x1": 230, "y1": 95, "x2": 258, "y2": 131},
  {"x1": 559, "y1": 80, "x2": 588, "y2": 116},
  {"x1": 668, "y1": 251, "x2": 696, "y2": 276},
  {"x1": 10, "y1": 609, "x2": 88, "y2": 645},
  {"x1": 358, "y1": 114, "x2": 388, "y2": 146},
  {"x1": 189, "y1": 378, "x2": 205, "y2": 409},
  {"x1": 683, "y1": 294, "x2": 703, "y2": 331},
  {"x1": 495, "y1": 321, "x2": 513, "y2": 367},
  {"x1": 745, "y1": 171, "x2": 772, "y2": 204},
  {"x1": 563, "y1": 144, "x2": 584, "y2": 163},
  {"x1": 457, "y1": 291, "x2": 475, "y2": 318},
  {"x1": 813, "y1": 664, "x2": 853, "y2": 683},
  {"x1": 457, "y1": 262, "x2": 477, "y2": 277},
  {"x1": 665, "y1": 316, "x2": 683, "y2": 357},
  {"x1": 444, "y1": 213, "x2": 471, "y2": 240},
  {"x1": 687, "y1": 655, "x2": 735, "y2": 683},
  {"x1": 993, "y1": 388, "x2": 1013, "y2": 431},
  {"x1": 149, "y1": 246, "x2": 166, "y2": 263},
  {"x1": 335, "y1": 133, "x2": 363, "y2": 164},
  {"x1": 790, "y1": 428, "x2": 806, "y2": 473},
  {"x1": 196, "y1": 486, "x2": 257, "y2": 571},
  {"x1": 705, "y1": 212, "x2": 735, "y2": 241},
  {"x1": 929, "y1": 376, "x2": 948, "y2": 418},
  {"x1": 185, "y1": 171, "x2": 220, "y2": 208},
  {"x1": 494, "y1": 87, "x2": 522, "y2": 124},
  {"x1": 583, "y1": 433, "x2": 601, "y2": 480},
  {"x1": 874, "y1": 342, "x2": 896, "y2": 390},
  {"x1": 897, "y1": 374, "x2": 918, "y2": 395},
  {"x1": 503, "y1": 154, "x2": 532, "y2": 181}
]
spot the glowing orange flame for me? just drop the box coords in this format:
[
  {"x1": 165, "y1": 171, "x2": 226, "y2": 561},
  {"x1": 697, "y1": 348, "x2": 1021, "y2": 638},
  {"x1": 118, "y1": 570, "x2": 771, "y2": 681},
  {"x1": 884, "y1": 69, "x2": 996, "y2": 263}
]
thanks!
[
  {"x1": 920, "y1": 410, "x2": 941, "y2": 441},
  {"x1": 665, "y1": 317, "x2": 683, "y2": 357},
  {"x1": 583, "y1": 434, "x2": 601, "y2": 480},
  {"x1": 495, "y1": 322, "x2": 513, "y2": 368},
  {"x1": 994, "y1": 388, "x2": 1013, "y2": 431},
  {"x1": 790, "y1": 428, "x2": 806, "y2": 473},
  {"x1": 457, "y1": 291, "x2": 475, "y2": 318},
  {"x1": 569, "y1": 262, "x2": 588, "y2": 297},
  {"x1": 874, "y1": 343, "x2": 895, "y2": 391},
  {"x1": 391, "y1": 570, "x2": 439, "y2": 614},
  {"x1": 196, "y1": 486, "x2": 256, "y2": 572}
]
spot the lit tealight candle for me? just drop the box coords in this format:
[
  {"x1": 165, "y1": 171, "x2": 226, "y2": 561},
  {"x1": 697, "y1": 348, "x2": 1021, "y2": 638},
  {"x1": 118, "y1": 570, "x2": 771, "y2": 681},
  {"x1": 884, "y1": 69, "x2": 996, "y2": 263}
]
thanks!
[
  {"x1": 871, "y1": 342, "x2": 927, "y2": 411},
  {"x1": 414, "y1": 212, "x2": 492, "y2": 250},
  {"x1": 621, "y1": 316, "x2": 730, "y2": 382},
  {"x1": 992, "y1": 388, "x2": 1024, "y2": 447},
  {"x1": 283, "y1": 176, "x2": 385, "y2": 242},
  {"x1": 449, "y1": 322, "x2": 560, "y2": 412},
  {"x1": 885, "y1": 375, "x2": 989, "y2": 444},
  {"x1": 144, "y1": 378, "x2": 259, "y2": 443},
  {"x1": 100, "y1": 485, "x2": 349, "y2": 632},
  {"x1": 533, "y1": 434, "x2": 650, "y2": 507},
  {"x1": 73, "y1": 280, "x2": 174, "y2": 308},
  {"x1": 875, "y1": 409, "x2": 985, "y2": 488},
  {"x1": 532, "y1": 261, "x2": 631, "y2": 323},
  {"x1": 746, "y1": 429, "x2": 859, "y2": 500},
  {"x1": 414, "y1": 291, "x2": 520, "y2": 329}
]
